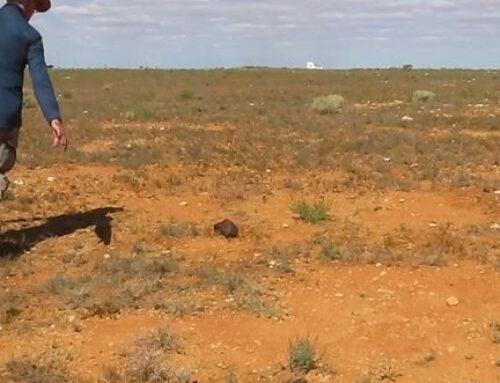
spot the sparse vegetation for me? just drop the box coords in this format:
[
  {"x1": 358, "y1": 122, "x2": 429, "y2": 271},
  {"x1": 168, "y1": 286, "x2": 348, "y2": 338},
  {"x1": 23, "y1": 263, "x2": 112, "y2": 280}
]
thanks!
[
  {"x1": 319, "y1": 238, "x2": 342, "y2": 261},
  {"x1": 491, "y1": 322, "x2": 500, "y2": 344},
  {"x1": 160, "y1": 222, "x2": 200, "y2": 238},
  {"x1": 412, "y1": 90, "x2": 435, "y2": 103},
  {"x1": 292, "y1": 201, "x2": 330, "y2": 223},
  {"x1": 5, "y1": 357, "x2": 70, "y2": 383},
  {"x1": 178, "y1": 89, "x2": 194, "y2": 101},
  {"x1": 1, "y1": 68, "x2": 498, "y2": 382},
  {"x1": 311, "y1": 94, "x2": 345, "y2": 114},
  {"x1": 0, "y1": 293, "x2": 22, "y2": 324},
  {"x1": 288, "y1": 336, "x2": 317, "y2": 373}
]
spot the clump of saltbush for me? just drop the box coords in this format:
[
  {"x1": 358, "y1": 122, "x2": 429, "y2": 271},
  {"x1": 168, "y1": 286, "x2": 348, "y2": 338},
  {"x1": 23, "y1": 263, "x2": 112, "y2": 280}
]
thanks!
[
  {"x1": 311, "y1": 94, "x2": 345, "y2": 114},
  {"x1": 412, "y1": 90, "x2": 435, "y2": 103}
]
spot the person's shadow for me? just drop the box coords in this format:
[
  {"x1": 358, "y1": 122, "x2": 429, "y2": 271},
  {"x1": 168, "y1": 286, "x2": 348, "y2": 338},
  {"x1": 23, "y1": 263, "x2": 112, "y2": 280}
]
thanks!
[{"x1": 0, "y1": 207, "x2": 124, "y2": 257}]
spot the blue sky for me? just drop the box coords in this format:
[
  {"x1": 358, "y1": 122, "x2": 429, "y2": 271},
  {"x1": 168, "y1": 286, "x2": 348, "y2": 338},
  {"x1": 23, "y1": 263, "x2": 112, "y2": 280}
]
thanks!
[{"x1": 31, "y1": 0, "x2": 499, "y2": 69}]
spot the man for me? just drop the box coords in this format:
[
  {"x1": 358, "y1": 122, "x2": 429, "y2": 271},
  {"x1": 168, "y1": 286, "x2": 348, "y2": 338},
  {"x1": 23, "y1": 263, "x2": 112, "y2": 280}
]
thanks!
[{"x1": 0, "y1": 0, "x2": 68, "y2": 200}]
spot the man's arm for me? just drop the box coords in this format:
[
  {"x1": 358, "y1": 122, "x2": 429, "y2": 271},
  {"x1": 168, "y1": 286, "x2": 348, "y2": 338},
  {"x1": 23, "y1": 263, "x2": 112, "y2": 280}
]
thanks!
[
  {"x1": 27, "y1": 31, "x2": 68, "y2": 149},
  {"x1": 27, "y1": 32, "x2": 60, "y2": 123}
]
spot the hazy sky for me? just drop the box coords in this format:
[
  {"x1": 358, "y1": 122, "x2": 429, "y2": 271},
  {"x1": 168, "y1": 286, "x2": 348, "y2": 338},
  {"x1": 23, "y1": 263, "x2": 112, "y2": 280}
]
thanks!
[{"x1": 30, "y1": 0, "x2": 499, "y2": 69}]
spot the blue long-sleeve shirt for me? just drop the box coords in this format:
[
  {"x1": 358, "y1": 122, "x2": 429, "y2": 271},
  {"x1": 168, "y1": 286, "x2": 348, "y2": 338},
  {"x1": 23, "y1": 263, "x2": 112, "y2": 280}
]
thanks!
[{"x1": 0, "y1": 3, "x2": 60, "y2": 130}]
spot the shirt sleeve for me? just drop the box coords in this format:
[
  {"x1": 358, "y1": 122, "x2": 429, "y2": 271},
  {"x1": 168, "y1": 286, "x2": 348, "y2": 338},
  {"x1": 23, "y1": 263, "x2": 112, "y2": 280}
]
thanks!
[{"x1": 26, "y1": 31, "x2": 60, "y2": 124}]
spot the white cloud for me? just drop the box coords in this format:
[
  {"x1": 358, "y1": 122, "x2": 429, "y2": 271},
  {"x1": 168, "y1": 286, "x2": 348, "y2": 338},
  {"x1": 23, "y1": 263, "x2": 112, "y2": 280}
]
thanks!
[{"x1": 30, "y1": 0, "x2": 500, "y2": 68}]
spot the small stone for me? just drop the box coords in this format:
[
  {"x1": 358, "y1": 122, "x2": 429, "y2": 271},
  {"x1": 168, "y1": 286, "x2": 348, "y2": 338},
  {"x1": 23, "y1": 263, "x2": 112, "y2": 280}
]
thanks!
[
  {"x1": 401, "y1": 115, "x2": 414, "y2": 122},
  {"x1": 490, "y1": 223, "x2": 500, "y2": 230},
  {"x1": 334, "y1": 293, "x2": 344, "y2": 298},
  {"x1": 375, "y1": 263, "x2": 383, "y2": 268},
  {"x1": 68, "y1": 315, "x2": 76, "y2": 323},
  {"x1": 464, "y1": 354, "x2": 474, "y2": 360},
  {"x1": 103, "y1": 253, "x2": 111, "y2": 260},
  {"x1": 428, "y1": 222, "x2": 439, "y2": 228},
  {"x1": 179, "y1": 201, "x2": 188, "y2": 207},
  {"x1": 282, "y1": 223, "x2": 289, "y2": 228},
  {"x1": 493, "y1": 190, "x2": 500, "y2": 195},
  {"x1": 47, "y1": 176, "x2": 56, "y2": 182},
  {"x1": 383, "y1": 157, "x2": 391, "y2": 162},
  {"x1": 265, "y1": 169, "x2": 272, "y2": 173},
  {"x1": 446, "y1": 296, "x2": 460, "y2": 306},
  {"x1": 12, "y1": 179, "x2": 24, "y2": 186},
  {"x1": 399, "y1": 198, "x2": 406, "y2": 203}
]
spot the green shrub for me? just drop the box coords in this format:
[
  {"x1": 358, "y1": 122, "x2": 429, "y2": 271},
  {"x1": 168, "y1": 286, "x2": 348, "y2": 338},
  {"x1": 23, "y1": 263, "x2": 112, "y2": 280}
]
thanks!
[
  {"x1": 289, "y1": 336, "x2": 317, "y2": 373},
  {"x1": 160, "y1": 222, "x2": 199, "y2": 238},
  {"x1": 178, "y1": 90, "x2": 194, "y2": 101},
  {"x1": 292, "y1": 201, "x2": 330, "y2": 223},
  {"x1": 320, "y1": 239, "x2": 342, "y2": 261},
  {"x1": 311, "y1": 94, "x2": 345, "y2": 114},
  {"x1": 412, "y1": 90, "x2": 435, "y2": 103},
  {"x1": 62, "y1": 90, "x2": 73, "y2": 100}
]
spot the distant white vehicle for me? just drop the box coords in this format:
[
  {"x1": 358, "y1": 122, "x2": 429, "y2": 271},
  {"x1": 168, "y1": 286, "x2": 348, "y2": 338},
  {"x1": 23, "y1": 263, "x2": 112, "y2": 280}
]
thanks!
[{"x1": 306, "y1": 61, "x2": 324, "y2": 70}]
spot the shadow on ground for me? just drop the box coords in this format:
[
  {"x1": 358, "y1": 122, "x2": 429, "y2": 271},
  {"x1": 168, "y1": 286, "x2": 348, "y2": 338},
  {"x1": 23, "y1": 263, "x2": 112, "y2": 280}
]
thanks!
[{"x1": 0, "y1": 207, "x2": 124, "y2": 257}]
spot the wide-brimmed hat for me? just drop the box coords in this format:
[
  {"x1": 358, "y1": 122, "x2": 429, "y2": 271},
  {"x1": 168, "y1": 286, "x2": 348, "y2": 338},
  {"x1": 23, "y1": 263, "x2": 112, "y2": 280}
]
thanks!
[{"x1": 35, "y1": 0, "x2": 51, "y2": 12}]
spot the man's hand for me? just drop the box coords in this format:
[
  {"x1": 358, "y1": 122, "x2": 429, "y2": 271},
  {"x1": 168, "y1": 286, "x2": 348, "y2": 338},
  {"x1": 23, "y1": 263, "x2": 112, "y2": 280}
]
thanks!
[{"x1": 50, "y1": 119, "x2": 68, "y2": 150}]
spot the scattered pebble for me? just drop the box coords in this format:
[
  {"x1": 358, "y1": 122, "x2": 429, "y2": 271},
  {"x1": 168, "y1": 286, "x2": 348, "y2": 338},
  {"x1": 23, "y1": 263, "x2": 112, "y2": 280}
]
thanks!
[
  {"x1": 490, "y1": 223, "x2": 500, "y2": 230},
  {"x1": 282, "y1": 223, "x2": 289, "y2": 229},
  {"x1": 179, "y1": 201, "x2": 188, "y2": 207},
  {"x1": 494, "y1": 190, "x2": 500, "y2": 195},
  {"x1": 428, "y1": 222, "x2": 439, "y2": 228},
  {"x1": 446, "y1": 296, "x2": 460, "y2": 306},
  {"x1": 12, "y1": 179, "x2": 23, "y2": 186},
  {"x1": 103, "y1": 253, "x2": 111, "y2": 260},
  {"x1": 383, "y1": 157, "x2": 391, "y2": 162},
  {"x1": 47, "y1": 176, "x2": 56, "y2": 182},
  {"x1": 265, "y1": 169, "x2": 272, "y2": 173},
  {"x1": 401, "y1": 115, "x2": 414, "y2": 122}
]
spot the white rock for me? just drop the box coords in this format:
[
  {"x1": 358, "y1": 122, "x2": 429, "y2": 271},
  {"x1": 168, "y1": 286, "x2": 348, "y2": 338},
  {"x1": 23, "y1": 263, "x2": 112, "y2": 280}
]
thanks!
[
  {"x1": 179, "y1": 201, "x2": 188, "y2": 207},
  {"x1": 493, "y1": 190, "x2": 500, "y2": 195},
  {"x1": 282, "y1": 223, "x2": 289, "y2": 229},
  {"x1": 428, "y1": 222, "x2": 439, "y2": 228},
  {"x1": 47, "y1": 176, "x2": 56, "y2": 182},
  {"x1": 103, "y1": 253, "x2": 111, "y2": 259},
  {"x1": 446, "y1": 296, "x2": 460, "y2": 306},
  {"x1": 383, "y1": 157, "x2": 392, "y2": 162},
  {"x1": 490, "y1": 223, "x2": 500, "y2": 230},
  {"x1": 265, "y1": 169, "x2": 272, "y2": 173},
  {"x1": 12, "y1": 179, "x2": 24, "y2": 186},
  {"x1": 402, "y1": 115, "x2": 414, "y2": 122}
]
